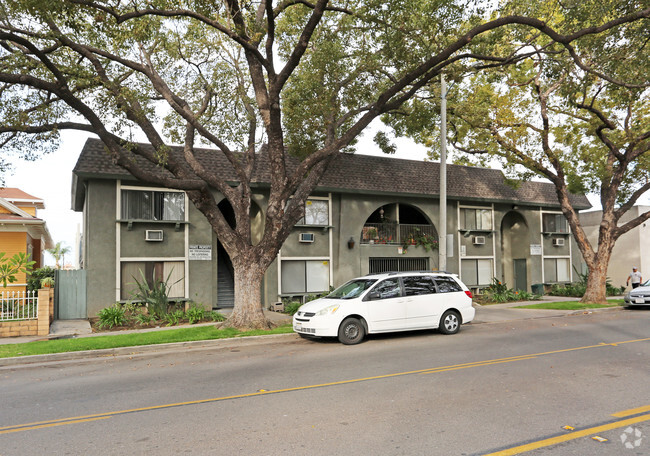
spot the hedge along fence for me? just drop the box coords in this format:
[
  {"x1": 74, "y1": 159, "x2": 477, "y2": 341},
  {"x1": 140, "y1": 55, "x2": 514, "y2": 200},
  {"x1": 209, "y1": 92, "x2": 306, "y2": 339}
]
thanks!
[{"x1": 0, "y1": 288, "x2": 54, "y2": 338}]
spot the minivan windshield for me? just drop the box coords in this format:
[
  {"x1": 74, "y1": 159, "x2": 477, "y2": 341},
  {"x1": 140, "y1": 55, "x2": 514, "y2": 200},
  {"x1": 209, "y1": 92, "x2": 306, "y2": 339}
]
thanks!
[{"x1": 327, "y1": 279, "x2": 378, "y2": 299}]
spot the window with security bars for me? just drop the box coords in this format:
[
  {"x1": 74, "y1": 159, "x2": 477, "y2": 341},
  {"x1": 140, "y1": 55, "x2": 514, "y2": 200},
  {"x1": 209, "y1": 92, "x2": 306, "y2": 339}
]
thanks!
[{"x1": 369, "y1": 257, "x2": 429, "y2": 274}]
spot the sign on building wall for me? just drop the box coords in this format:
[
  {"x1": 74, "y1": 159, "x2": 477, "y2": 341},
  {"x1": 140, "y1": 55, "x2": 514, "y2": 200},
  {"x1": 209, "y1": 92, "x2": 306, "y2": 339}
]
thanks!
[
  {"x1": 530, "y1": 244, "x2": 542, "y2": 255},
  {"x1": 189, "y1": 244, "x2": 212, "y2": 260}
]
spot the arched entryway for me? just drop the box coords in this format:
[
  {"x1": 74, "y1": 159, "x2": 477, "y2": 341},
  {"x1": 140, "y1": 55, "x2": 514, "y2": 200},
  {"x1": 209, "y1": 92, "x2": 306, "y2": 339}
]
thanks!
[{"x1": 501, "y1": 211, "x2": 529, "y2": 291}]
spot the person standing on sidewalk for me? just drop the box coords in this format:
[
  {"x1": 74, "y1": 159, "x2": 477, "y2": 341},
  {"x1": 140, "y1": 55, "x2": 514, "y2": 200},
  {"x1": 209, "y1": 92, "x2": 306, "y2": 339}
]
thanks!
[{"x1": 626, "y1": 267, "x2": 643, "y2": 289}]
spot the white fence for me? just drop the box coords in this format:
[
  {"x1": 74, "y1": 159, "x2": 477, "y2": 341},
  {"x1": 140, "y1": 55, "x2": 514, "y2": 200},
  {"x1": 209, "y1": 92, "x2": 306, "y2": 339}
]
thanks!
[{"x1": 0, "y1": 290, "x2": 38, "y2": 321}]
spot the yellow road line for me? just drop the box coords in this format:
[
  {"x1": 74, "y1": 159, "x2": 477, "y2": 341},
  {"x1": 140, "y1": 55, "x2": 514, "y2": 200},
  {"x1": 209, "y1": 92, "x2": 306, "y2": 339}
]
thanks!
[
  {"x1": 612, "y1": 404, "x2": 650, "y2": 417},
  {"x1": 0, "y1": 417, "x2": 111, "y2": 435},
  {"x1": 1, "y1": 337, "x2": 648, "y2": 435},
  {"x1": 484, "y1": 413, "x2": 650, "y2": 456}
]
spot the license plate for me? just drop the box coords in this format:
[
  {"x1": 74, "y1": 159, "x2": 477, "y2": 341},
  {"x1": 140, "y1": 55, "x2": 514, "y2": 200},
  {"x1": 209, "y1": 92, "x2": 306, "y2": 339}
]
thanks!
[
  {"x1": 294, "y1": 324, "x2": 302, "y2": 331},
  {"x1": 635, "y1": 298, "x2": 645, "y2": 304}
]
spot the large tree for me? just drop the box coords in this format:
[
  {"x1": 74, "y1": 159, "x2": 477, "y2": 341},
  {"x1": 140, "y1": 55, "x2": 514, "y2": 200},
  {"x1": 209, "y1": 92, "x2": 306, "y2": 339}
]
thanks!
[
  {"x1": 1, "y1": 1, "x2": 647, "y2": 326},
  {"x1": 400, "y1": 3, "x2": 650, "y2": 303}
]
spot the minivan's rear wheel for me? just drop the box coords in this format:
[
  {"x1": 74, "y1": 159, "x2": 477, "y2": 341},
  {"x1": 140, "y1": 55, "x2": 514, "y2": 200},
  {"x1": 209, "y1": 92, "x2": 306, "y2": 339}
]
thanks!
[
  {"x1": 338, "y1": 317, "x2": 365, "y2": 345},
  {"x1": 439, "y1": 310, "x2": 461, "y2": 335}
]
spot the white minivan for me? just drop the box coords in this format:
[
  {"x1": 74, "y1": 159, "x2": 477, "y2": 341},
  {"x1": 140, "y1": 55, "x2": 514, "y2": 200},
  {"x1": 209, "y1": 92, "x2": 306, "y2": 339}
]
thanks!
[{"x1": 293, "y1": 271, "x2": 475, "y2": 344}]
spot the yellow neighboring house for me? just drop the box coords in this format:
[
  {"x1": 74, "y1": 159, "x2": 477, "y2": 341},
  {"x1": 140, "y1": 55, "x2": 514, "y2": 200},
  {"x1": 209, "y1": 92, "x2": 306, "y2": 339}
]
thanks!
[{"x1": 0, "y1": 188, "x2": 54, "y2": 294}]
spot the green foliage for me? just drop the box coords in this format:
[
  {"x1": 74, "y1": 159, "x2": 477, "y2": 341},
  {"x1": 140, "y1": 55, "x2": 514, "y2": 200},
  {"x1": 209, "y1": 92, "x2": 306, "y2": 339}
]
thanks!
[
  {"x1": 210, "y1": 311, "x2": 226, "y2": 322},
  {"x1": 402, "y1": 228, "x2": 439, "y2": 252},
  {"x1": 46, "y1": 242, "x2": 71, "y2": 269},
  {"x1": 0, "y1": 252, "x2": 36, "y2": 288},
  {"x1": 481, "y1": 278, "x2": 541, "y2": 303},
  {"x1": 283, "y1": 301, "x2": 302, "y2": 316},
  {"x1": 185, "y1": 303, "x2": 207, "y2": 324},
  {"x1": 129, "y1": 269, "x2": 180, "y2": 319},
  {"x1": 165, "y1": 309, "x2": 185, "y2": 326},
  {"x1": 97, "y1": 304, "x2": 128, "y2": 329},
  {"x1": 27, "y1": 266, "x2": 55, "y2": 292},
  {"x1": 94, "y1": 302, "x2": 225, "y2": 329},
  {"x1": 40, "y1": 277, "x2": 54, "y2": 287}
]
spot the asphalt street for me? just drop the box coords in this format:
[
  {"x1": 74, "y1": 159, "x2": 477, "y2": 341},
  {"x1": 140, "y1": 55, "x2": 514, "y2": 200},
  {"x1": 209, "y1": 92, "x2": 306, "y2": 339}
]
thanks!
[{"x1": 1, "y1": 307, "x2": 649, "y2": 455}]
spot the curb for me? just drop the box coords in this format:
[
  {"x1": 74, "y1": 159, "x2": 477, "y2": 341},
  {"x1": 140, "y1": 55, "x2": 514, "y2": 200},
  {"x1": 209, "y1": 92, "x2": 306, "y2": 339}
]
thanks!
[{"x1": 0, "y1": 332, "x2": 300, "y2": 368}]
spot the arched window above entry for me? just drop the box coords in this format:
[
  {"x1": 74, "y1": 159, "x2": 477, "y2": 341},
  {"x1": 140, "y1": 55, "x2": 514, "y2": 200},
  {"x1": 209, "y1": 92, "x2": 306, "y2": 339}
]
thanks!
[{"x1": 361, "y1": 203, "x2": 436, "y2": 247}]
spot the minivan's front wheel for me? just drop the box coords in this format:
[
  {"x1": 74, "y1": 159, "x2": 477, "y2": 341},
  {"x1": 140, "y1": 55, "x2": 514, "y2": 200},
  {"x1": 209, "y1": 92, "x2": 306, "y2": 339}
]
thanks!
[
  {"x1": 439, "y1": 310, "x2": 461, "y2": 335},
  {"x1": 338, "y1": 317, "x2": 365, "y2": 345}
]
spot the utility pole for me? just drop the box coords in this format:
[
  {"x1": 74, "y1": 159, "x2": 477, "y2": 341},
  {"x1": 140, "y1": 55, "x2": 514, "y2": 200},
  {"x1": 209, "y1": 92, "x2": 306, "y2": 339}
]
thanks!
[{"x1": 439, "y1": 74, "x2": 447, "y2": 272}]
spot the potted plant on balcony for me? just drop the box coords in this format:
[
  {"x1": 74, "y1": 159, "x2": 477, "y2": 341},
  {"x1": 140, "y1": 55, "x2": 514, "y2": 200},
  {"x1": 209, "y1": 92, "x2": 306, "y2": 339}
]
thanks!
[
  {"x1": 365, "y1": 227, "x2": 378, "y2": 244},
  {"x1": 40, "y1": 277, "x2": 55, "y2": 288}
]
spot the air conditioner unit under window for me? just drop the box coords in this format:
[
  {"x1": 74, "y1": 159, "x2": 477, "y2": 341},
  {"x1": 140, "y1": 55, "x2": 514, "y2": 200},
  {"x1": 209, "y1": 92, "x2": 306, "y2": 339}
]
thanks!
[
  {"x1": 552, "y1": 238, "x2": 565, "y2": 246},
  {"x1": 145, "y1": 230, "x2": 164, "y2": 242},
  {"x1": 299, "y1": 233, "x2": 314, "y2": 243},
  {"x1": 472, "y1": 236, "x2": 486, "y2": 245}
]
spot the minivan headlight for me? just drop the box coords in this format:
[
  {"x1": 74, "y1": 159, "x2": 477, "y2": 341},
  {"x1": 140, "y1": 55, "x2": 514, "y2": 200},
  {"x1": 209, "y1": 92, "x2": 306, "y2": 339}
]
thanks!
[{"x1": 316, "y1": 304, "x2": 339, "y2": 316}]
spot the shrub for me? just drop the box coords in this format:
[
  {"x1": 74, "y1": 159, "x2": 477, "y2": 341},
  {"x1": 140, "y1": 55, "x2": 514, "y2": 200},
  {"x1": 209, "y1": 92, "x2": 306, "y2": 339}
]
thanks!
[
  {"x1": 186, "y1": 303, "x2": 207, "y2": 324},
  {"x1": 210, "y1": 311, "x2": 226, "y2": 322},
  {"x1": 97, "y1": 304, "x2": 128, "y2": 329},
  {"x1": 27, "y1": 266, "x2": 56, "y2": 292},
  {"x1": 165, "y1": 309, "x2": 185, "y2": 326},
  {"x1": 283, "y1": 300, "x2": 302, "y2": 315},
  {"x1": 129, "y1": 269, "x2": 181, "y2": 318}
]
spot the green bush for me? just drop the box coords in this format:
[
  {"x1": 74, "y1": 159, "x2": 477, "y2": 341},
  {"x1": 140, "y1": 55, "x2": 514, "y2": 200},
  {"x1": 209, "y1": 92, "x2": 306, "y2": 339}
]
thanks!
[
  {"x1": 165, "y1": 309, "x2": 185, "y2": 326},
  {"x1": 210, "y1": 311, "x2": 226, "y2": 322},
  {"x1": 480, "y1": 278, "x2": 541, "y2": 303},
  {"x1": 283, "y1": 300, "x2": 302, "y2": 315},
  {"x1": 129, "y1": 269, "x2": 181, "y2": 318},
  {"x1": 27, "y1": 266, "x2": 55, "y2": 292},
  {"x1": 97, "y1": 304, "x2": 128, "y2": 329},
  {"x1": 186, "y1": 303, "x2": 206, "y2": 324}
]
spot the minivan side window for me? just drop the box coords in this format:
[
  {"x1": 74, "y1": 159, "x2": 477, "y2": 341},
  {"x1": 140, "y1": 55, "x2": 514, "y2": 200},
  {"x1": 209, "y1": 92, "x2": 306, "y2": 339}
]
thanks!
[
  {"x1": 435, "y1": 277, "x2": 462, "y2": 293},
  {"x1": 372, "y1": 278, "x2": 401, "y2": 299},
  {"x1": 403, "y1": 276, "x2": 437, "y2": 296}
]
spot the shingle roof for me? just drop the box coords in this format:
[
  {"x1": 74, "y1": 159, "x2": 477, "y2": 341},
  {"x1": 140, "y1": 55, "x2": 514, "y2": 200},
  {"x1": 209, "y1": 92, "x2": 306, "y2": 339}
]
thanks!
[
  {"x1": 72, "y1": 138, "x2": 590, "y2": 210},
  {"x1": 0, "y1": 188, "x2": 45, "y2": 208}
]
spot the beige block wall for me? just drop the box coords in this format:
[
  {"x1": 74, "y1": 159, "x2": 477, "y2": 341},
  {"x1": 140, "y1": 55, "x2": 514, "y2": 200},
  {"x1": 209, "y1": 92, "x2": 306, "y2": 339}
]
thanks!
[{"x1": 0, "y1": 288, "x2": 54, "y2": 338}]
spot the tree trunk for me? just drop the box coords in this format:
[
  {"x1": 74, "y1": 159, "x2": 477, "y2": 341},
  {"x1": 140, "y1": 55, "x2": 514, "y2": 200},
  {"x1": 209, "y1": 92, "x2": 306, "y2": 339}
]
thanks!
[
  {"x1": 581, "y1": 261, "x2": 608, "y2": 304},
  {"x1": 579, "y1": 237, "x2": 614, "y2": 304},
  {"x1": 225, "y1": 257, "x2": 273, "y2": 329}
]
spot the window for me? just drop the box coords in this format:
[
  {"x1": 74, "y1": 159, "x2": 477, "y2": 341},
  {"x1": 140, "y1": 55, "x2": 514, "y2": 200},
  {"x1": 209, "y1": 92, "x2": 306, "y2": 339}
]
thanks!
[
  {"x1": 120, "y1": 261, "x2": 185, "y2": 300},
  {"x1": 371, "y1": 278, "x2": 401, "y2": 299},
  {"x1": 461, "y1": 208, "x2": 492, "y2": 230},
  {"x1": 121, "y1": 190, "x2": 185, "y2": 221},
  {"x1": 281, "y1": 260, "x2": 330, "y2": 294},
  {"x1": 435, "y1": 276, "x2": 462, "y2": 293},
  {"x1": 543, "y1": 213, "x2": 569, "y2": 233},
  {"x1": 298, "y1": 199, "x2": 329, "y2": 225},
  {"x1": 461, "y1": 259, "x2": 493, "y2": 286},
  {"x1": 544, "y1": 258, "x2": 570, "y2": 282},
  {"x1": 402, "y1": 276, "x2": 436, "y2": 296}
]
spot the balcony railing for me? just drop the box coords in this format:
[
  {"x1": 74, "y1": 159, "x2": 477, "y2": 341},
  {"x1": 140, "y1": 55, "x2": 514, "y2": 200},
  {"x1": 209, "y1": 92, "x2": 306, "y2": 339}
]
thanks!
[{"x1": 360, "y1": 223, "x2": 437, "y2": 245}]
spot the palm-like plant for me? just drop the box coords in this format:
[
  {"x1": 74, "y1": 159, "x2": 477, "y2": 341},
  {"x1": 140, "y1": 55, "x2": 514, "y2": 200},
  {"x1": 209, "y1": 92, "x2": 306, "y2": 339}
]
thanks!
[{"x1": 46, "y1": 242, "x2": 71, "y2": 269}]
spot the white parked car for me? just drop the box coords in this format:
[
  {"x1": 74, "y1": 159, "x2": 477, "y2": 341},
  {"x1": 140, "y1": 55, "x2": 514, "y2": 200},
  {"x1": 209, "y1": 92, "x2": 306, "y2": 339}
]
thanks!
[
  {"x1": 293, "y1": 271, "x2": 475, "y2": 345},
  {"x1": 624, "y1": 280, "x2": 650, "y2": 307}
]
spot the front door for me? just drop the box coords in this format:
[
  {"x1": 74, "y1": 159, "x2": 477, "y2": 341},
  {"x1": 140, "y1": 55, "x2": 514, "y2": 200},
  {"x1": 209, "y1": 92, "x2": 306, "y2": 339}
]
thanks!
[{"x1": 513, "y1": 259, "x2": 527, "y2": 292}]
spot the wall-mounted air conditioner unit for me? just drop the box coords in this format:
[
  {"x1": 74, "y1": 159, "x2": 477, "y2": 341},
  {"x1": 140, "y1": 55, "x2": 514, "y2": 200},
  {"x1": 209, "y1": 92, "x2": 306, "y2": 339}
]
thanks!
[
  {"x1": 145, "y1": 230, "x2": 164, "y2": 242},
  {"x1": 552, "y1": 238, "x2": 565, "y2": 246},
  {"x1": 299, "y1": 233, "x2": 314, "y2": 243},
  {"x1": 472, "y1": 236, "x2": 486, "y2": 245}
]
